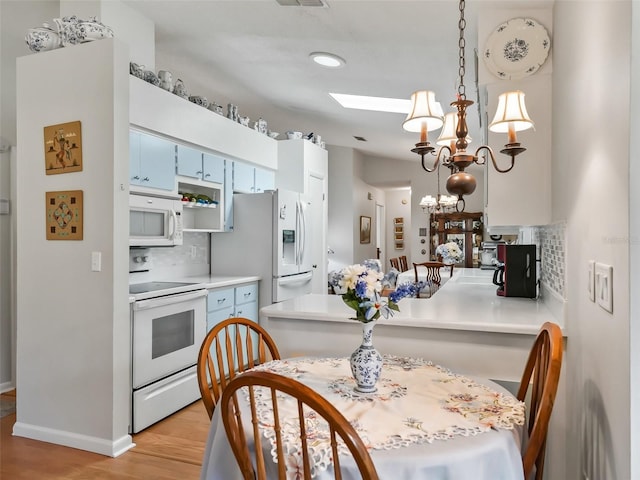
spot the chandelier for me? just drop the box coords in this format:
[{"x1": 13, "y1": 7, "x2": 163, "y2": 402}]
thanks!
[
  {"x1": 419, "y1": 154, "x2": 457, "y2": 214},
  {"x1": 403, "y1": 0, "x2": 534, "y2": 212}
]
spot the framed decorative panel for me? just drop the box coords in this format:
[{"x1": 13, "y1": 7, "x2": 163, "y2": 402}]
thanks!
[
  {"x1": 45, "y1": 190, "x2": 83, "y2": 240},
  {"x1": 360, "y1": 216, "x2": 371, "y2": 244},
  {"x1": 44, "y1": 120, "x2": 83, "y2": 174}
]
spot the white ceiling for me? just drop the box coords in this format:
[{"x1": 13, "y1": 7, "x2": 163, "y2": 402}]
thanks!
[{"x1": 122, "y1": 0, "x2": 536, "y2": 170}]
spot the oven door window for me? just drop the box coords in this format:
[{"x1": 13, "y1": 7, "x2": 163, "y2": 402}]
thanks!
[
  {"x1": 130, "y1": 209, "x2": 166, "y2": 238},
  {"x1": 152, "y1": 310, "x2": 194, "y2": 359}
]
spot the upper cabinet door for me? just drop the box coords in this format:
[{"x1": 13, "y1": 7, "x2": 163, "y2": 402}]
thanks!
[
  {"x1": 233, "y1": 161, "x2": 255, "y2": 193},
  {"x1": 176, "y1": 144, "x2": 203, "y2": 179},
  {"x1": 202, "y1": 153, "x2": 225, "y2": 184},
  {"x1": 138, "y1": 133, "x2": 177, "y2": 191},
  {"x1": 129, "y1": 130, "x2": 142, "y2": 185},
  {"x1": 254, "y1": 167, "x2": 275, "y2": 193}
]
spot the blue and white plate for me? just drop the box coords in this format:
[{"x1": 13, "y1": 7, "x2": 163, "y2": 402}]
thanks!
[{"x1": 483, "y1": 17, "x2": 551, "y2": 80}]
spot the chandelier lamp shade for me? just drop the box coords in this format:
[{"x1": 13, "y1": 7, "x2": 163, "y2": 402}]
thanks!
[{"x1": 403, "y1": 0, "x2": 535, "y2": 212}]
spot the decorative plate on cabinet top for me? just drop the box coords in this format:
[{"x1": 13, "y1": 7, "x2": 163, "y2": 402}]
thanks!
[{"x1": 483, "y1": 18, "x2": 551, "y2": 80}]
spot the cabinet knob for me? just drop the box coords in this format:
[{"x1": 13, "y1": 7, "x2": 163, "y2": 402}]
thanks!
[
  {"x1": 196, "y1": 170, "x2": 203, "y2": 175},
  {"x1": 132, "y1": 175, "x2": 140, "y2": 180},
  {"x1": 312, "y1": 264, "x2": 318, "y2": 268},
  {"x1": 218, "y1": 298, "x2": 225, "y2": 304},
  {"x1": 204, "y1": 173, "x2": 211, "y2": 178},
  {"x1": 142, "y1": 177, "x2": 150, "y2": 182},
  {"x1": 244, "y1": 292, "x2": 251, "y2": 298},
  {"x1": 237, "y1": 309, "x2": 243, "y2": 315}
]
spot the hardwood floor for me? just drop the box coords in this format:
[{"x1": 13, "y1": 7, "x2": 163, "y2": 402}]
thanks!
[{"x1": 0, "y1": 391, "x2": 212, "y2": 479}]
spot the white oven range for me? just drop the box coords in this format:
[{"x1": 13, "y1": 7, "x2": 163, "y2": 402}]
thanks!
[{"x1": 130, "y1": 281, "x2": 207, "y2": 433}]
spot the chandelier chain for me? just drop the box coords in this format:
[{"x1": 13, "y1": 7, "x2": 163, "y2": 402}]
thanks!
[{"x1": 457, "y1": 0, "x2": 466, "y2": 100}]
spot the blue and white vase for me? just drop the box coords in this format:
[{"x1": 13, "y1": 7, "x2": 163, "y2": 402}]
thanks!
[{"x1": 350, "y1": 320, "x2": 383, "y2": 393}]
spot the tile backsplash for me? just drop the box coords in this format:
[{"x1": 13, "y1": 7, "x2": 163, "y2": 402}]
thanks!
[
  {"x1": 533, "y1": 222, "x2": 566, "y2": 299},
  {"x1": 129, "y1": 231, "x2": 210, "y2": 281}
]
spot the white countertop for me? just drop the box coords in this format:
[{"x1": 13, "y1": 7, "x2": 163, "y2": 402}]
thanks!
[
  {"x1": 181, "y1": 274, "x2": 261, "y2": 289},
  {"x1": 129, "y1": 275, "x2": 260, "y2": 302},
  {"x1": 261, "y1": 268, "x2": 560, "y2": 336}
]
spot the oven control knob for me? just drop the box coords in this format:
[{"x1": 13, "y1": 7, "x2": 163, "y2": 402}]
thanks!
[
  {"x1": 142, "y1": 256, "x2": 149, "y2": 262},
  {"x1": 134, "y1": 256, "x2": 144, "y2": 263}
]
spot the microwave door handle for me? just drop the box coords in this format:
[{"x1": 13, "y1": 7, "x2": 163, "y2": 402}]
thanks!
[{"x1": 169, "y1": 209, "x2": 177, "y2": 240}]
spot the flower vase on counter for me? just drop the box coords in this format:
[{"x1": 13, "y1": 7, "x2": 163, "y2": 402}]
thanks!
[
  {"x1": 334, "y1": 262, "x2": 422, "y2": 393},
  {"x1": 350, "y1": 320, "x2": 383, "y2": 393}
]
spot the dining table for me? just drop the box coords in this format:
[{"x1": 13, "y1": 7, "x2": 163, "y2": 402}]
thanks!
[
  {"x1": 199, "y1": 355, "x2": 526, "y2": 480},
  {"x1": 395, "y1": 266, "x2": 453, "y2": 296}
]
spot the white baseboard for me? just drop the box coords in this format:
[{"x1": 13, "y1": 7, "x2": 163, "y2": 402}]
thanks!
[
  {"x1": 0, "y1": 381, "x2": 16, "y2": 393},
  {"x1": 12, "y1": 422, "x2": 135, "y2": 457}
]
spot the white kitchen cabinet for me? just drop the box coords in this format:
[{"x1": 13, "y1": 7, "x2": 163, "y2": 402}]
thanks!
[
  {"x1": 130, "y1": 130, "x2": 177, "y2": 191},
  {"x1": 276, "y1": 139, "x2": 327, "y2": 194}
]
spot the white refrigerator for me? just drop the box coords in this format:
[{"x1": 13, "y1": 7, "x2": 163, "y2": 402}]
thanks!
[{"x1": 211, "y1": 189, "x2": 314, "y2": 313}]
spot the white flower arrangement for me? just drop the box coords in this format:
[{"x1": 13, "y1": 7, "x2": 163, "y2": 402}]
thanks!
[
  {"x1": 335, "y1": 263, "x2": 420, "y2": 323},
  {"x1": 435, "y1": 241, "x2": 463, "y2": 264}
]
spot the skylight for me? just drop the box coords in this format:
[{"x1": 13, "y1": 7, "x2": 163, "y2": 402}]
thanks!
[{"x1": 329, "y1": 93, "x2": 411, "y2": 114}]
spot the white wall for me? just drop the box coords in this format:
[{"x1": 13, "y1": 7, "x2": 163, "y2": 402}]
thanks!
[
  {"x1": 554, "y1": 2, "x2": 631, "y2": 479},
  {"x1": 60, "y1": 0, "x2": 155, "y2": 68},
  {"x1": 0, "y1": 0, "x2": 60, "y2": 394},
  {"x1": 630, "y1": 3, "x2": 640, "y2": 477},
  {"x1": 362, "y1": 154, "x2": 484, "y2": 266},
  {"x1": 14, "y1": 39, "x2": 132, "y2": 456},
  {"x1": 383, "y1": 188, "x2": 411, "y2": 267}
]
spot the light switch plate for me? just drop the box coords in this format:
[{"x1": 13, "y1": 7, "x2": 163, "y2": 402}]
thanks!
[
  {"x1": 595, "y1": 263, "x2": 613, "y2": 313},
  {"x1": 587, "y1": 260, "x2": 595, "y2": 302}
]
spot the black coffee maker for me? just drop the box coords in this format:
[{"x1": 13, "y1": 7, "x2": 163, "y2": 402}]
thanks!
[{"x1": 492, "y1": 244, "x2": 537, "y2": 298}]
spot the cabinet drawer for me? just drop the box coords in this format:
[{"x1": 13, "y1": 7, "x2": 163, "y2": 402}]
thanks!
[
  {"x1": 208, "y1": 288, "x2": 234, "y2": 312},
  {"x1": 207, "y1": 306, "x2": 235, "y2": 331},
  {"x1": 235, "y1": 284, "x2": 258, "y2": 305},
  {"x1": 234, "y1": 301, "x2": 258, "y2": 322}
]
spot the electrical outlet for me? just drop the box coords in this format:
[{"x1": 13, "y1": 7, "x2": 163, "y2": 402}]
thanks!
[
  {"x1": 595, "y1": 262, "x2": 613, "y2": 313},
  {"x1": 587, "y1": 260, "x2": 595, "y2": 302},
  {"x1": 190, "y1": 245, "x2": 197, "y2": 258}
]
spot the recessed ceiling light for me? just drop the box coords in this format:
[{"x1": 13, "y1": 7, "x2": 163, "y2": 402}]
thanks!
[
  {"x1": 310, "y1": 52, "x2": 345, "y2": 68},
  {"x1": 329, "y1": 93, "x2": 411, "y2": 113}
]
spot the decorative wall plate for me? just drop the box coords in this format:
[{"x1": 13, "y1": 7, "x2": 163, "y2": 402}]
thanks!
[{"x1": 483, "y1": 18, "x2": 551, "y2": 80}]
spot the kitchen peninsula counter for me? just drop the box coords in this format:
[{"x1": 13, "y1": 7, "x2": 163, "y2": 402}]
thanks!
[{"x1": 260, "y1": 268, "x2": 565, "y2": 383}]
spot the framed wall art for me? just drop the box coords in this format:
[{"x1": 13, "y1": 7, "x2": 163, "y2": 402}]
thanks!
[
  {"x1": 44, "y1": 120, "x2": 83, "y2": 174},
  {"x1": 360, "y1": 216, "x2": 371, "y2": 244},
  {"x1": 45, "y1": 190, "x2": 83, "y2": 240}
]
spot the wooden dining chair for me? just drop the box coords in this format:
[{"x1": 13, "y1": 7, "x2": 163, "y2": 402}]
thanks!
[
  {"x1": 197, "y1": 317, "x2": 281, "y2": 419},
  {"x1": 399, "y1": 255, "x2": 409, "y2": 272},
  {"x1": 518, "y1": 322, "x2": 563, "y2": 480},
  {"x1": 389, "y1": 257, "x2": 400, "y2": 270},
  {"x1": 412, "y1": 261, "x2": 446, "y2": 298},
  {"x1": 220, "y1": 370, "x2": 380, "y2": 480}
]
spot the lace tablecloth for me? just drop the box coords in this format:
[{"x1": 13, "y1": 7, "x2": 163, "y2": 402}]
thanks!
[{"x1": 200, "y1": 355, "x2": 526, "y2": 480}]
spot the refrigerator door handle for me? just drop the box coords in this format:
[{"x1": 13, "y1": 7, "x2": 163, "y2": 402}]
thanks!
[
  {"x1": 277, "y1": 271, "x2": 313, "y2": 285},
  {"x1": 299, "y1": 200, "x2": 306, "y2": 267}
]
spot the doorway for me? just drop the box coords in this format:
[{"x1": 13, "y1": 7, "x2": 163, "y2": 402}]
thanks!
[{"x1": 375, "y1": 203, "x2": 385, "y2": 268}]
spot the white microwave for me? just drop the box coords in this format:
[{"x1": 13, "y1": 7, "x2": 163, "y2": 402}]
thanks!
[{"x1": 129, "y1": 191, "x2": 184, "y2": 247}]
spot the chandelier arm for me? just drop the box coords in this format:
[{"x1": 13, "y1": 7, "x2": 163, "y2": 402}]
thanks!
[
  {"x1": 421, "y1": 145, "x2": 450, "y2": 173},
  {"x1": 474, "y1": 145, "x2": 516, "y2": 173}
]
